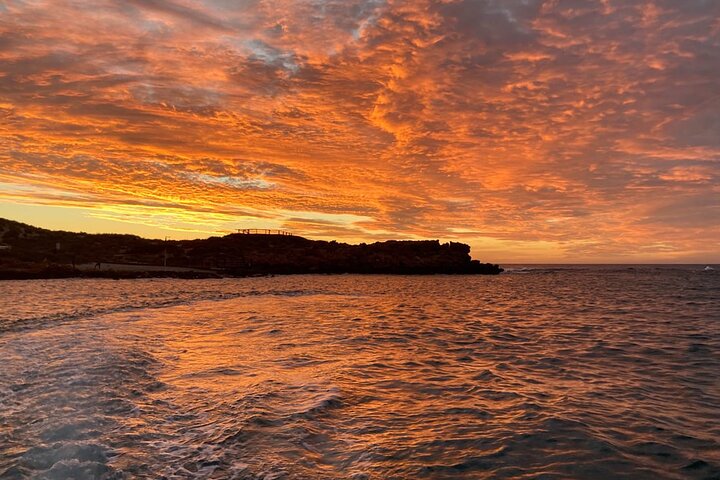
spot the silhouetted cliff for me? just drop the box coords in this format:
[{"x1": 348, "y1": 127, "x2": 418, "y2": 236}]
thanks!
[{"x1": 0, "y1": 218, "x2": 503, "y2": 278}]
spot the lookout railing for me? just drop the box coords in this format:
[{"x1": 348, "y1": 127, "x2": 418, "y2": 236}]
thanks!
[{"x1": 237, "y1": 229, "x2": 293, "y2": 236}]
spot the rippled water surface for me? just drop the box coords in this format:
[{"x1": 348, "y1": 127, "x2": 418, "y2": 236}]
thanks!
[{"x1": 1, "y1": 267, "x2": 719, "y2": 479}]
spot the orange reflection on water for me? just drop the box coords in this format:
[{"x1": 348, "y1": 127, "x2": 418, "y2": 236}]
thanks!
[{"x1": 1, "y1": 273, "x2": 718, "y2": 478}]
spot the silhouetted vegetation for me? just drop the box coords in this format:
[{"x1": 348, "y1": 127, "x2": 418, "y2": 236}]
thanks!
[{"x1": 0, "y1": 218, "x2": 503, "y2": 279}]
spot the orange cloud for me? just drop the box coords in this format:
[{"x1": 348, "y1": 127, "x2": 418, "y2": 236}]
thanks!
[{"x1": 1, "y1": 0, "x2": 719, "y2": 262}]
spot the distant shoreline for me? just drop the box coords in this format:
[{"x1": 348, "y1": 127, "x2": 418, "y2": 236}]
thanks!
[
  {"x1": 0, "y1": 265, "x2": 508, "y2": 281},
  {"x1": 0, "y1": 264, "x2": 223, "y2": 280},
  {"x1": 0, "y1": 218, "x2": 504, "y2": 278}
]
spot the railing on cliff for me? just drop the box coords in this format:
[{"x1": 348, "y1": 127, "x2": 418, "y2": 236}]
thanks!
[{"x1": 236, "y1": 229, "x2": 293, "y2": 236}]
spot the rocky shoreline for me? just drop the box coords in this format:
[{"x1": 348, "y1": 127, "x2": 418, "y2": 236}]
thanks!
[{"x1": 0, "y1": 218, "x2": 503, "y2": 279}]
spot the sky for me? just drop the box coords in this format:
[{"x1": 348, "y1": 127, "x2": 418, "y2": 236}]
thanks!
[{"x1": 1, "y1": 0, "x2": 719, "y2": 263}]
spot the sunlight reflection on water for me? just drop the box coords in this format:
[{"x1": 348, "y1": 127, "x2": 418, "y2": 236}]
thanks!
[{"x1": 1, "y1": 268, "x2": 719, "y2": 479}]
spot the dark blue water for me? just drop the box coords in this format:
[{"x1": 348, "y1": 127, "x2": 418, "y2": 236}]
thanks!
[{"x1": 1, "y1": 265, "x2": 718, "y2": 479}]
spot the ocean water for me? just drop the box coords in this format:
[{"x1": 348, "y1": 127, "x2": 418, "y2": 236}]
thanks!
[{"x1": 0, "y1": 266, "x2": 718, "y2": 479}]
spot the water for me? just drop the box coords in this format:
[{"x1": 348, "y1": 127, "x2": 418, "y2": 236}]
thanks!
[{"x1": 0, "y1": 266, "x2": 718, "y2": 479}]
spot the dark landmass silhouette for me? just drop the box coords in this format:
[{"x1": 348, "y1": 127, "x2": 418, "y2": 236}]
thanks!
[{"x1": 0, "y1": 218, "x2": 503, "y2": 279}]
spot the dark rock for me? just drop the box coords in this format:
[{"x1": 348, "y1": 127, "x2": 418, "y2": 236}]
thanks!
[{"x1": 0, "y1": 218, "x2": 503, "y2": 278}]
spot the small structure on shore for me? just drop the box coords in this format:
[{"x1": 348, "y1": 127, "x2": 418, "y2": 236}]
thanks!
[{"x1": 237, "y1": 229, "x2": 292, "y2": 236}]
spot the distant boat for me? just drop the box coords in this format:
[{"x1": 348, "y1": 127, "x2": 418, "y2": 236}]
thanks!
[{"x1": 704, "y1": 266, "x2": 715, "y2": 271}]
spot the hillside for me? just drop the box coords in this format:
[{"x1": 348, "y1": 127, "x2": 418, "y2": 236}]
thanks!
[{"x1": 0, "y1": 218, "x2": 503, "y2": 278}]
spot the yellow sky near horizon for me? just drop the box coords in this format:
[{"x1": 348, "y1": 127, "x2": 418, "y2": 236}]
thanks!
[{"x1": 1, "y1": 0, "x2": 719, "y2": 263}]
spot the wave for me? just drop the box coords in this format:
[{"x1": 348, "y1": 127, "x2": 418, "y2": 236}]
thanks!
[
  {"x1": 502, "y1": 264, "x2": 717, "y2": 275},
  {"x1": 0, "y1": 286, "x2": 338, "y2": 334}
]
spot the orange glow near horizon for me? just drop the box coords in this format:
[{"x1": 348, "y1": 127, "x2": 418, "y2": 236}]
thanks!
[{"x1": 1, "y1": 1, "x2": 719, "y2": 263}]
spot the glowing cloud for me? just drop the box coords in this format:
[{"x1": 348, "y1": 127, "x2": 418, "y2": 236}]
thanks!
[{"x1": 1, "y1": 0, "x2": 718, "y2": 262}]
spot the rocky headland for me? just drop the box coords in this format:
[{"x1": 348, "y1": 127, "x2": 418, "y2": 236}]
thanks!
[{"x1": 0, "y1": 218, "x2": 503, "y2": 279}]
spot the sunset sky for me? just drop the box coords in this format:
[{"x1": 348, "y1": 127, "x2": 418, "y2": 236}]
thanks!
[{"x1": 1, "y1": 0, "x2": 719, "y2": 263}]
